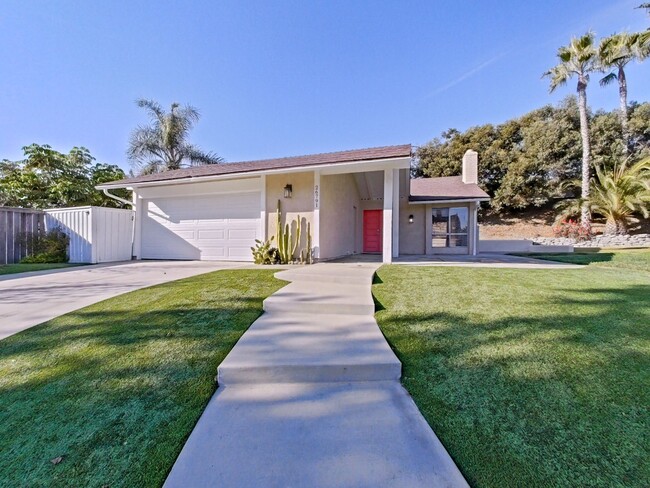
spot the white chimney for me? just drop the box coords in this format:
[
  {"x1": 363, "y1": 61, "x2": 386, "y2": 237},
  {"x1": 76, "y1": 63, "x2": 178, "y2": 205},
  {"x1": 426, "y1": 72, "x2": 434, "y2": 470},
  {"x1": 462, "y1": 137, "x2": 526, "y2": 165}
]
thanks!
[{"x1": 462, "y1": 149, "x2": 478, "y2": 184}]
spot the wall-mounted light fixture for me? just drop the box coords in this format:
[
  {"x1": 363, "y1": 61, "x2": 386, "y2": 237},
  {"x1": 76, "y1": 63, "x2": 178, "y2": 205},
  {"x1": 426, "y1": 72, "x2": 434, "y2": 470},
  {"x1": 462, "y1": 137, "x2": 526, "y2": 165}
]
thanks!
[
  {"x1": 283, "y1": 184, "x2": 293, "y2": 198},
  {"x1": 408, "y1": 214, "x2": 414, "y2": 223}
]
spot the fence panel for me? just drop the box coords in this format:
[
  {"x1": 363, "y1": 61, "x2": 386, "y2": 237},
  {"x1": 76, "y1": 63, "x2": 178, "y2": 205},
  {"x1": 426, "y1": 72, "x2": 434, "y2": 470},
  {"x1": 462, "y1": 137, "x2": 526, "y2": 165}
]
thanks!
[{"x1": 0, "y1": 208, "x2": 45, "y2": 265}]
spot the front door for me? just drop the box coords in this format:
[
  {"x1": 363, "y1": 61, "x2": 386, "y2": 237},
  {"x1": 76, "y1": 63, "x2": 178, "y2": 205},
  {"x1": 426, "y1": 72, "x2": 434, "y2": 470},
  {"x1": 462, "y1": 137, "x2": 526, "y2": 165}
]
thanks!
[{"x1": 363, "y1": 209, "x2": 383, "y2": 253}]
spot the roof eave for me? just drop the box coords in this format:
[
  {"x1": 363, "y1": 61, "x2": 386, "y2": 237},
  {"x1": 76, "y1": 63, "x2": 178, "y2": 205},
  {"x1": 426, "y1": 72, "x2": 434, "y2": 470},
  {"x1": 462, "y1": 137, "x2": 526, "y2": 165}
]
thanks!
[
  {"x1": 96, "y1": 155, "x2": 412, "y2": 190},
  {"x1": 408, "y1": 197, "x2": 490, "y2": 204}
]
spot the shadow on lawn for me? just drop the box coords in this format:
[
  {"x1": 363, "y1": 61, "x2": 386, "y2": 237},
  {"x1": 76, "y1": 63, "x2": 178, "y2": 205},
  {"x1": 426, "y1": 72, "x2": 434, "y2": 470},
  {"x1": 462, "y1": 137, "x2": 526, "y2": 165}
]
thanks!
[{"x1": 372, "y1": 282, "x2": 650, "y2": 487}]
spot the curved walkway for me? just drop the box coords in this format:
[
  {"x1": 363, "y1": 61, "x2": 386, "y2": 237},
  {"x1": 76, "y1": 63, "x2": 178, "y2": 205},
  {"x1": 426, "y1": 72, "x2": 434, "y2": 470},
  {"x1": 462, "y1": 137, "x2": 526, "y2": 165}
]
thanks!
[{"x1": 165, "y1": 263, "x2": 468, "y2": 488}]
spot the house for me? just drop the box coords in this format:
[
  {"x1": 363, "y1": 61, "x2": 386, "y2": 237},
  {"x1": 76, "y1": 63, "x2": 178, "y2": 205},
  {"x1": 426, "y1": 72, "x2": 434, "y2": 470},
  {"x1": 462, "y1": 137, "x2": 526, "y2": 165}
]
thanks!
[{"x1": 97, "y1": 145, "x2": 489, "y2": 263}]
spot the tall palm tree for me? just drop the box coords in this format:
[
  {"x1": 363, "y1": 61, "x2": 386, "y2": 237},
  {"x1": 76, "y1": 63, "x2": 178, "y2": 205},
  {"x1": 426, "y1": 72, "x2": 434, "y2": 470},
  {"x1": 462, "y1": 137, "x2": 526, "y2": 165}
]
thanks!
[
  {"x1": 127, "y1": 99, "x2": 223, "y2": 175},
  {"x1": 544, "y1": 32, "x2": 597, "y2": 230},
  {"x1": 598, "y1": 32, "x2": 649, "y2": 151},
  {"x1": 598, "y1": 33, "x2": 634, "y2": 149}
]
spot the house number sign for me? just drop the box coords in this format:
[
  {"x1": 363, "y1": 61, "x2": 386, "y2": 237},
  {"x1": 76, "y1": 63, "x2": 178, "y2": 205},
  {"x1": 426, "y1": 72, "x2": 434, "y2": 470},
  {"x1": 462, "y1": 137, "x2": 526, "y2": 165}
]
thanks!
[{"x1": 314, "y1": 184, "x2": 320, "y2": 209}]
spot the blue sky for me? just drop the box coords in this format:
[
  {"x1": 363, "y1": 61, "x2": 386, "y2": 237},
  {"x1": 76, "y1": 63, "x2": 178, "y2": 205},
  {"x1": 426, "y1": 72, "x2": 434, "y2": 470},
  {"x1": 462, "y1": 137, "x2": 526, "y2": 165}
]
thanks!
[{"x1": 1, "y1": 0, "x2": 648, "y2": 171}]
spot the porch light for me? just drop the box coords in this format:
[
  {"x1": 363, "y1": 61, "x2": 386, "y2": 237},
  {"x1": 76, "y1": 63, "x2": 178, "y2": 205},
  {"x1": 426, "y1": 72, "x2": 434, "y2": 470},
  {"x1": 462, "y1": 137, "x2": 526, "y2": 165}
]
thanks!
[
  {"x1": 283, "y1": 184, "x2": 293, "y2": 198},
  {"x1": 408, "y1": 214, "x2": 414, "y2": 223}
]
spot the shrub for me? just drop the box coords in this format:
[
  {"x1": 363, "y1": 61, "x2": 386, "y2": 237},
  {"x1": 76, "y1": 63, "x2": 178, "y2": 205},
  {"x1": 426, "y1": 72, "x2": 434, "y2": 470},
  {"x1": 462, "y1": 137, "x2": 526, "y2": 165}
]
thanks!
[
  {"x1": 251, "y1": 238, "x2": 279, "y2": 265},
  {"x1": 552, "y1": 219, "x2": 591, "y2": 241},
  {"x1": 20, "y1": 229, "x2": 69, "y2": 263}
]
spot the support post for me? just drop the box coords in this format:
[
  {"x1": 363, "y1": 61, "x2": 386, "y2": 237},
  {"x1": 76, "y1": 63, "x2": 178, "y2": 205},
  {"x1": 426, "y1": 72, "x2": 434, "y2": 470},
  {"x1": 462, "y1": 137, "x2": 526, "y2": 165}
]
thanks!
[
  {"x1": 469, "y1": 201, "x2": 479, "y2": 256},
  {"x1": 313, "y1": 171, "x2": 320, "y2": 260},
  {"x1": 132, "y1": 190, "x2": 142, "y2": 260},
  {"x1": 392, "y1": 168, "x2": 400, "y2": 258},
  {"x1": 382, "y1": 169, "x2": 393, "y2": 263}
]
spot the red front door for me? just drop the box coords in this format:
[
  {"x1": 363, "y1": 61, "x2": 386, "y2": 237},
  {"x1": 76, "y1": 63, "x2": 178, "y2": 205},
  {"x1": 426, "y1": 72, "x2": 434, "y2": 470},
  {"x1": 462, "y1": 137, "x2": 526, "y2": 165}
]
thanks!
[{"x1": 363, "y1": 209, "x2": 383, "y2": 253}]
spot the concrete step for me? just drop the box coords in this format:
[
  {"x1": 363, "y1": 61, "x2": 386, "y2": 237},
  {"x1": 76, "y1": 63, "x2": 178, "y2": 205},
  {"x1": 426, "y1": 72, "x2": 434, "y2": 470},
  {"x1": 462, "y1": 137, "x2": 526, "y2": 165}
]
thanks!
[
  {"x1": 218, "y1": 312, "x2": 401, "y2": 385},
  {"x1": 263, "y1": 281, "x2": 376, "y2": 316},
  {"x1": 275, "y1": 263, "x2": 377, "y2": 285}
]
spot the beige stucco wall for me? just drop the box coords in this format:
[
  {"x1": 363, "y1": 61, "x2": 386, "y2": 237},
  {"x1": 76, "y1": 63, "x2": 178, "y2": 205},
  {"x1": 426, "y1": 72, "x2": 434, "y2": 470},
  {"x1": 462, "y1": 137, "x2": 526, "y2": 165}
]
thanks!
[
  {"x1": 399, "y1": 201, "x2": 426, "y2": 254},
  {"x1": 320, "y1": 173, "x2": 361, "y2": 259},
  {"x1": 266, "y1": 172, "x2": 314, "y2": 251}
]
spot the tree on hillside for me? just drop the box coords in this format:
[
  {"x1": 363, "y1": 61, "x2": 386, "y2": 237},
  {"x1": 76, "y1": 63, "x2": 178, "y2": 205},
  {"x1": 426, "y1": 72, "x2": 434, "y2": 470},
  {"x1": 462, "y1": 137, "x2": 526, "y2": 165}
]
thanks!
[
  {"x1": 0, "y1": 144, "x2": 129, "y2": 208},
  {"x1": 415, "y1": 99, "x2": 650, "y2": 214},
  {"x1": 598, "y1": 32, "x2": 648, "y2": 150},
  {"x1": 544, "y1": 32, "x2": 598, "y2": 231},
  {"x1": 494, "y1": 99, "x2": 582, "y2": 210},
  {"x1": 416, "y1": 97, "x2": 583, "y2": 211},
  {"x1": 127, "y1": 99, "x2": 222, "y2": 175},
  {"x1": 414, "y1": 125, "x2": 509, "y2": 196}
]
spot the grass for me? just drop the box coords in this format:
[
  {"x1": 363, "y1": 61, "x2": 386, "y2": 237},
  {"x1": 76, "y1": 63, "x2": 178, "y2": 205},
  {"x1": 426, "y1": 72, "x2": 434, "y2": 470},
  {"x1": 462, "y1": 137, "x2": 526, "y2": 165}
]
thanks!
[
  {"x1": 0, "y1": 269, "x2": 284, "y2": 488},
  {"x1": 518, "y1": 248, "x2": 650, "y2": 273},
  {"x1": 373, "y1": 250, "x2": 649, "y2": 488},
  {"x1": 0, "y1": 263, "x2": 83, "y2": 276}
]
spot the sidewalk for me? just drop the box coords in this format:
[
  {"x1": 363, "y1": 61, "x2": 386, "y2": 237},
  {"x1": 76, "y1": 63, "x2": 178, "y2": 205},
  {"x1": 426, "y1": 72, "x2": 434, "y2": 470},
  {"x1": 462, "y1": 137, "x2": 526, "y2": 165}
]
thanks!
[{"x1": 164, "y1": 263, "x2": 468, "y2": 488}]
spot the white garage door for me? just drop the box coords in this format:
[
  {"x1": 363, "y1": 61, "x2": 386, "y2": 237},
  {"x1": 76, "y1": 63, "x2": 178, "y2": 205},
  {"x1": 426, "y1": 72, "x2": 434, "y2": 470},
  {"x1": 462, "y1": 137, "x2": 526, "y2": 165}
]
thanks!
[{"x1": 142, "y1": 191, "x2": 260, "y2": 261}]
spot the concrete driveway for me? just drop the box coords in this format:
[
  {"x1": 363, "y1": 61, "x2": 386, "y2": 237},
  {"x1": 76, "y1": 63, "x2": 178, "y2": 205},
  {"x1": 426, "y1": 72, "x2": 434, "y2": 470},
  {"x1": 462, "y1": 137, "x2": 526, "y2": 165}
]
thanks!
[{"x1": 0, "y1": 261, "x2": 240, "y2": 340}]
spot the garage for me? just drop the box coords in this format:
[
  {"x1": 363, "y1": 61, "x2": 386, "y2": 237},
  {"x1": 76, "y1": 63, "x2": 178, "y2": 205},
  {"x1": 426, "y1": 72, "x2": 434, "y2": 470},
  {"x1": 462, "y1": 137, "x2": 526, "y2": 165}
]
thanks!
[{"x1": 140, "y1": 185, "x2": 261, "y2": 261}]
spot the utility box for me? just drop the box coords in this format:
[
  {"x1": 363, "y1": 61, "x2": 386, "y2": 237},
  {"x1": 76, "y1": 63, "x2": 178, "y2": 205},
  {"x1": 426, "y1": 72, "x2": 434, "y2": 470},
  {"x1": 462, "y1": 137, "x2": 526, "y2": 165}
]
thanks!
[{"x1": 45, "y1": 206, "x2": 134, "y2": 263}]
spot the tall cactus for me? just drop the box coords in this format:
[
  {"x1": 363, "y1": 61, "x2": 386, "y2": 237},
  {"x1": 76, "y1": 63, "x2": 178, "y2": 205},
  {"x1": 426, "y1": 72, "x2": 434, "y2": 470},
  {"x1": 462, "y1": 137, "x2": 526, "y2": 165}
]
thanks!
[
  {"x1": 274, "y1": 199, "x2": 312, "y2": 264},
  {"x1": 306, "y1": 221, "x2": 312, "y2": 264},
  {"x1": 291, "y1": 215, "x2": 302, "y2": 258}
]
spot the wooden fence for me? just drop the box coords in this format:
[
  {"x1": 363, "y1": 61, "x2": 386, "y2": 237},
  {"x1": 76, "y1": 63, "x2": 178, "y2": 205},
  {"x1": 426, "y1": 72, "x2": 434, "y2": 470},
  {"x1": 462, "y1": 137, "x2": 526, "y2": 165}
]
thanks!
[{"x1": 0, "y1": 208, "x2": 45, "y2": 265}]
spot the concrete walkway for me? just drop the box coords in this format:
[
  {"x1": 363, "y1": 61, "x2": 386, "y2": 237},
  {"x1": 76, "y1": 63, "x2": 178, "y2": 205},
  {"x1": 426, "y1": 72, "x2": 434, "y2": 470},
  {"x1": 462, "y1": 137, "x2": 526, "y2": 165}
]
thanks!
[
  {"x1": 165, "y1": 263, "x2": 468, "y2": 488},
  {"x1": 334, "y1": 253, "x2": 583, "y2": 269},
  {"x1": 0, "y1": 261, "x2": 239, "y2": 340}
]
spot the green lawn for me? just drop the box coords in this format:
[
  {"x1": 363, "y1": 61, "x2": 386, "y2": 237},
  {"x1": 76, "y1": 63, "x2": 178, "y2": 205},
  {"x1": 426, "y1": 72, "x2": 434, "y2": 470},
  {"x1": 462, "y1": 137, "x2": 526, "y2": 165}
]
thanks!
[
  {"x1": 520, "y1": 248, "x2": 650, "y2": 272},
  {"x1": 0, "y1": 269, "x2": 283, "y2": 488},
  {"x1": 374, "y1": 251, "x2": 649, "y2": 488},
  {"x1": 0, "y1": 263, "x2": 83, "y2": 275}
]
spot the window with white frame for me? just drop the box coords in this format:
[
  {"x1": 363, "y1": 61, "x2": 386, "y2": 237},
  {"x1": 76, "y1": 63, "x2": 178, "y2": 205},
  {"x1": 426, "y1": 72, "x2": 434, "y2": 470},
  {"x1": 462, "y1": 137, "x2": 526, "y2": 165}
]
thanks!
[{"x1": 431, "y1": 207, "x2": 469, "y2": 247}]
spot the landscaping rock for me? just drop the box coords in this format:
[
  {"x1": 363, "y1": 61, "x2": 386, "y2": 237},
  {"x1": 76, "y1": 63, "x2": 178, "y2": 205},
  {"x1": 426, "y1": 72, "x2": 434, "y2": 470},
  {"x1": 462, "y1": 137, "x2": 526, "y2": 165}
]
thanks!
[{"x1": 533, "y1": 233, "x2": 650, "y2": 248}]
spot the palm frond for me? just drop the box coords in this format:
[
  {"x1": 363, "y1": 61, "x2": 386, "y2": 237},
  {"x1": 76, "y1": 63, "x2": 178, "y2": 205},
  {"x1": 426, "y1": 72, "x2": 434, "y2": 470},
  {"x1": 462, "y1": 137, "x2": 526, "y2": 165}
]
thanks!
[
  {"x1": 545, "y1": 32, "x2": 596, "y2": 93},
  {"x1": 183, "y1": 145, "x2": 224, "y2": 166},
  {"x1": 585, "y1": 157, "x2": 650, "y2": 233},
  {"x1": 599, "y1": 72, "x2": 618, "y2": 86}
]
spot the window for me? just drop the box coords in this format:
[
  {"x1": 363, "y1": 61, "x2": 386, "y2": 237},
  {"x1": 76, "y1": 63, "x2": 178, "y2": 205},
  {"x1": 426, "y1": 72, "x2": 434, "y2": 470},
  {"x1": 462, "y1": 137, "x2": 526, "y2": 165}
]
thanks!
[{"x1": 431, "y1": 207, "x2": 469, "y2": 247}]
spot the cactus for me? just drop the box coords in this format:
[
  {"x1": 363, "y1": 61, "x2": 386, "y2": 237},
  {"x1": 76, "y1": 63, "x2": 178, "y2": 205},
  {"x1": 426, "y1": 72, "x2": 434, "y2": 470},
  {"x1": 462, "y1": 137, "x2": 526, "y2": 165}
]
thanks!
[
  {"x1": 251, "y1": 236, "x2": 278, "y2": 264},
  {"x1": 306, "y1": 221, "x2": 312, "y2": 264},
  {"x1": 291, "y1": 215, "x2": 301, "y2": 258},
  {"x1": 283, "y1": 223, "x2": 292, "y2": 263},
  {"x1": 273, "y1": 199, "x2": 313, "y2": 264}
]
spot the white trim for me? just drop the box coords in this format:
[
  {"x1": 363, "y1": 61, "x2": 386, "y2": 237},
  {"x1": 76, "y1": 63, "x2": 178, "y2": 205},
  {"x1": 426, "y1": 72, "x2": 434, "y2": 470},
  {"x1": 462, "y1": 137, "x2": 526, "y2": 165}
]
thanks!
[
  {"x1": 409, "y1": 198, "x2": 490, "y2": 205},
  {"x1": 313, "y1": 171, "x2": 321, "y2": 260},
  {"x1": 96, "y1": 156, "x2": 411, "y2": 190},
  {"x1": 382, "y1": 169, "x2": 393, "y2": 263}
]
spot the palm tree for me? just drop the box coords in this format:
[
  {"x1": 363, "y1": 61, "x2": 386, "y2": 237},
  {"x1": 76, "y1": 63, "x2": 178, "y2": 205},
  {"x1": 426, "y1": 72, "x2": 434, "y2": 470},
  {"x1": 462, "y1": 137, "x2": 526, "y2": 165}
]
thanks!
[
  {"x1": 589, "y1": 158, "x2": 650, "y2": 234},
  {"x1": 544, "y1": 32, "x2": 597, "y2": 231},
  {"x1": 598, "y1": 33, "x2": 635, "y2": 150},
  {"x1": 555, "y1": 158, "x2": 650, "y2": 235},
  {"x1": 598, "y1": 33, "x2": 649, "y2": 151},
  {"x1": 127, "y1": 99, "x2": 223, "y2": 175}
]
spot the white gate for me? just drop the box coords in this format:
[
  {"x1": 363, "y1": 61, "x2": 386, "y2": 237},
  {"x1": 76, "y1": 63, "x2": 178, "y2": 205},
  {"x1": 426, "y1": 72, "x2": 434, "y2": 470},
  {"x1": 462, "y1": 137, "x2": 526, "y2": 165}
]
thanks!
[{"x1": 45, "y1": 206, "x2": 134, "y2": 263}]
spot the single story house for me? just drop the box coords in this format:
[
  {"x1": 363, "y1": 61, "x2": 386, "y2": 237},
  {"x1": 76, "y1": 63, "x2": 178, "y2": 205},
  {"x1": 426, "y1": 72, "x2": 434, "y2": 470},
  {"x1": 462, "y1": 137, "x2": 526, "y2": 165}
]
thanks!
[{"x1": 97, "y1": 145, "x2": 489, "y2": 263}]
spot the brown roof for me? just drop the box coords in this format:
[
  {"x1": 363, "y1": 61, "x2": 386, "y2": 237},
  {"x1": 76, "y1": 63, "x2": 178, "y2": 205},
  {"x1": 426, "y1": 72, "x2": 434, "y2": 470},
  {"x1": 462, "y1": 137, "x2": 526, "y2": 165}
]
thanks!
[
  {"x1": 409, "y1": 176, "x2": 489, "y2": 201},
  {"x1": 99, "y1": 144, "x2": 412, "y2": 187}
]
